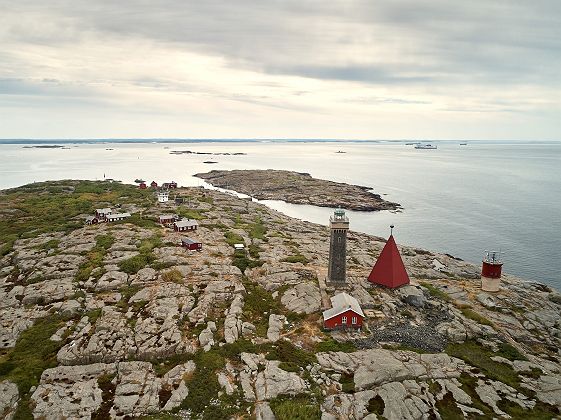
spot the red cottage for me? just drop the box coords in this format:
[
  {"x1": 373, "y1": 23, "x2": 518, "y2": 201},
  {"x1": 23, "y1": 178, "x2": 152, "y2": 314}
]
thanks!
[
  {"x1": 174, "y1": 219, "x2": 198, "y2": 232},
  {"x1": 323, "y1": 292, "x2": 364, "y2": 330},
  {"x1": 150, "y1": 181, "x2": 158, "y2": 188},
  {"x1": 139, "y1": 182, "x2": 147, "y2": 189},
  {"x1": 158, "y1": 214, "x2": 179, "y2": 227},
  {"x1": 368, "y1": 228, "x2": 410, "y2": 289},
  {"x1": 181, "y1": 237, "x2": 202, "y2": 251}
]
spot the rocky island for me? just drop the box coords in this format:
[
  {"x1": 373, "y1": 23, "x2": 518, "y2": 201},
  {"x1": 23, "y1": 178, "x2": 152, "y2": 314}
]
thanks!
[
  {"x1": 194, "y1": 169, "x2": 400, "y2": 212},
  {"x1": 0, "y1": 180, "x2": 560, "y2": 419}
]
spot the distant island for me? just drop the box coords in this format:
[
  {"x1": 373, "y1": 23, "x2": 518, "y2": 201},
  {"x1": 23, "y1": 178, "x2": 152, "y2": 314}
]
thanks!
[{"x1": 195, "y1": 169, "x2": 400, "y2": 212}]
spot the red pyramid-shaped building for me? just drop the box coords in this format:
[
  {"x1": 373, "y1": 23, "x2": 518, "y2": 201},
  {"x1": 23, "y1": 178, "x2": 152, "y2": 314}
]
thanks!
[{"x1": 368, "y1": 234, "x2": 410, "y2": 288}]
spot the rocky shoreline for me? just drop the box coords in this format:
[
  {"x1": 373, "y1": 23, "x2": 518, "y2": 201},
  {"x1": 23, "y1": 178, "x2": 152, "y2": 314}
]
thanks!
[
  {"x1": 0, "y1": 180, "x2": 560, "y2": 419},
  {"x1": 195, "y1": 169, "x2": 401, "y2": 212}
]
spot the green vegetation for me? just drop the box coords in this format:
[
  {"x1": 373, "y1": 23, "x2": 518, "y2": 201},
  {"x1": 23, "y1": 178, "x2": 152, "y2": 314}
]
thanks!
[
  {"x1": 281, "y1": 254, "x2": 309, "y2": 264},
  {"x1": 315, "y1": 338, "x2": 356, "y2": 353},
  {"x1": 37, "y1": 239, "x2": 60, "y2": 252},
  {"x1": 118, "y1": 254, "x2": 153, "y2": 274},
  {"x1": 0, "y1": 180, "x2": 154, "y2": 256},
  {"x1": 460, "y1": 307, "x2": 494, "y2": 327},
  {"x1": 232, "y1": 249, "x2": 264, "y2": 273},
  {"x1": 446, "y1": 340, "x2": 521, "y2": 390},
  {"x1": 179, "y1": 350, "x2": 225, "y2": 415},
  {"x1": 75, "y1": 234, "x2": 115, "y2": 282},
  {"x1": 496, "y1": 342, "x2": 528, "y2": 361},
  {"x1": 118, "y1": 234, "x2": 162, "y2": 274},
  {"x1": 367, "y1": 395, "x2": 385, "y2": 417},
  {"x1": 419, "y1": 281, "x2": 451, "y2": 302},
  {"x1": 224, "y1": 231, "x2": 244, "y2": 246},
  {"x1": 339, "y1": 374, "x2": 355, "y2": 393},
  {"x1": 92, "y1": 373, "x2": 116, "y2": 420},
  {"x1": 160, "y1": 269, "x2": 184, "y2": 283},
  {"x1": 248, "y1": 217, "x2": 267, "y2": 240},
  {"x1": 151, "y1": 353, "x2": 194, "y2": 377},
  {"x1": 0, "y1": 315, "x2": 66, "y2": 418},
  {"x1": 178, "y1": 208, "x2": 206, "y2": 220},
  {"x1": 548, "y1": 294, "x2": 561, "y2": 305},
  {"x1": 270, "y1": 394, "x2": 321, "y2": 420},
  {"x1": 265, "y1": 340, "x2": 316, "y2": 368},
  {"x1": 435, "y1": 392, "x2": 464, "y2": 419},
  {"x1": 243, "y1": 282, "x2": 283, "y2": 336}
]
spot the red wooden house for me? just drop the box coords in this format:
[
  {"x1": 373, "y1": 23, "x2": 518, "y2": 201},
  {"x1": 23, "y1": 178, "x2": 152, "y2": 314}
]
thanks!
[
  {"x1": 174, "y1": 219, "x2": 198, "y2": 232},
  {"x1": 158, "y1": 214, "x2": 179, "y2": 227},
  {"x1": 323, "y1": 292, "x2": 364, "y2": 330},
  {"x1": 368, "y1": 231, "x2": 410, "y2": 289},
  {"x1": 139, "y1": 182, "x2": 147, "y2": 189},
  {"x1": 181, "y1": 237, "x2": 202, "y2": 251},
  {"x1": 150, "y1": 181, "x2": 158, "y2": 188}
]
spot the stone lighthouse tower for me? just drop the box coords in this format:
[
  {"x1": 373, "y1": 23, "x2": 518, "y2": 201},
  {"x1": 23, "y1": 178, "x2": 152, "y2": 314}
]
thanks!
[
  {"x1": 481, "y1": 250, "x2": 503, "y2": 292},
  {"x1": 328, "y1": 208, "x2": 349, "y2": 284}
]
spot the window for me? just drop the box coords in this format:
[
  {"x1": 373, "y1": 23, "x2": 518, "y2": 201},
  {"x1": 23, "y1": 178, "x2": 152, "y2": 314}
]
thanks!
[
  {"x1": 341, "y1": 316, "x2": 347, "y2": 324},
  {"x1": 352, "y1": 317, "x2": 357, "y2": 324}
]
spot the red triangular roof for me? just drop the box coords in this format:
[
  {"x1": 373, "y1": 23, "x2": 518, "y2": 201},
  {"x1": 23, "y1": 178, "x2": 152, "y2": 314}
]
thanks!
[{"x1": 368, "y1": 235, "x2": 410, "y2": 288}]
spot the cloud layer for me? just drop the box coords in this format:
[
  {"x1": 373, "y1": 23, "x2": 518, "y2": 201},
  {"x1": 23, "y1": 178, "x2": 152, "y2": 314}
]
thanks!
[{"x1": 1, "y1": 0, "x2": 560, "y2": 139}]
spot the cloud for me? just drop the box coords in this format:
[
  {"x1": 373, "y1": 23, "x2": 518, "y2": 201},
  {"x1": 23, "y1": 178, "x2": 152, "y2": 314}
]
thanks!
[{"x1": 0, "y1": 0, "x2": 560, "y2": 139}]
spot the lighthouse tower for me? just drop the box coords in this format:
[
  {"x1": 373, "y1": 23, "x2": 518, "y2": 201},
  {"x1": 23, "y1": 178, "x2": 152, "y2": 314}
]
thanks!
[
  {"x1": 328, "y1": 208, "x2": 349, "y2": 284},
  {"x1": 481, "y1": 250, "x2": 503, "y2": 292}
]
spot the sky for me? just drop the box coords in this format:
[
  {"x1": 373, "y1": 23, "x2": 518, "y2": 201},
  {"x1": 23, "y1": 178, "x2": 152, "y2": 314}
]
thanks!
[{"x1": 0, "y1": 1, "x2": 560, "y2": 140}]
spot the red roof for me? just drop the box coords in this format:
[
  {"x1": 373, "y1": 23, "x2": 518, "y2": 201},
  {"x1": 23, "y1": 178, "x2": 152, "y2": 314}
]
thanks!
[{"x1": 368, "y1": 235, "x2": 410, "y2": 288}]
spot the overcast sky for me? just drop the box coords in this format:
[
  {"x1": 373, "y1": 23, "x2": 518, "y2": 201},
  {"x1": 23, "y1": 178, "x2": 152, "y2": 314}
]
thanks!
[{"x1": 1, "y1": 1, "x2": 560, "y2": 140}]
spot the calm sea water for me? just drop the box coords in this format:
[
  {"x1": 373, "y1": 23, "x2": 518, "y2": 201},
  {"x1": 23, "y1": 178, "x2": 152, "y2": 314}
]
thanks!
[{"x1": 0, "y1": 140, "x2": 559, "y2": 289}]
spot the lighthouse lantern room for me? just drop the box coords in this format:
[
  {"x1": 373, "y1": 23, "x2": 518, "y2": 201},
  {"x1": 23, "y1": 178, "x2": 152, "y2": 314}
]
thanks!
[{"x1": 481, "y1": 250, "x2": 503, "y2": 292}]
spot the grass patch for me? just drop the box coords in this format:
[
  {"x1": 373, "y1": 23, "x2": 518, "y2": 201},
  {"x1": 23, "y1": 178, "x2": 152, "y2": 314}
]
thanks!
[
  {"x1": 315, "y1": 338, "x2": 356, "y2": 353},
  {"x1": 419, "y1": 281, "x2": 451, "y2": 302},
  {"x1": 179, "y1": 350, "x2": 225, "y2": 415},
  {"x1": 243, "y1": 282, "x2": 283, "y2": 336},
  {"x1": 340, "y1": 373, "x2": 355, "y2": 393},
  {"x1": 160, "y1": 269, "x2": 184, "y2": 284},
  {"x1": 270, "y1": 394, "x2": 321, "y2": 420},
  {"x1": 265, "y1": 340, "x2": 316, "y2": 368},
  {"x1": 118, "y1": 254, "x2": 153, "y2": 274},
  {"x1": 75, "y1": 234, "x2": 114, "y2": 282},
  {"x1": 151, "y1": 353, "x2": 194, "y2": 377},
  {"x1": 224, "y1": 231, "x2": 244, "y2": 246},
  {"x1": 435, "y1": 392, "x2": 464, "y2": 419},
  {"x1": 248, "y1": 217, "x2": 267, "y2": 240},
  {"x1": 178, "y1": 208, "x2": 206, "y2": 220},
  {"x1": 446, "y1": 340, "x2": 521, "y2": 390},
  {"x1": 367, "y1": 395, "x2": 385, "y2": 417},
  {"x1": 0, "y1": 315, "x2": 66, "y2": 417},
  {"x1": 281, "y1": 254, "x2": 309, "y2": 264},
  {"x1": 232, "y1": 250, "x2": 264, "y2": 273},
  {"x1": 460, "y1": 307, "x2": 494, "y2": 327}
]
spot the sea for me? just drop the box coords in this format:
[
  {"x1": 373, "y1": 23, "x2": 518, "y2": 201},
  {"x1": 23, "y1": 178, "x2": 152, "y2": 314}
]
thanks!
[{"x1": 1, "y1": 139, "x2": 560, "y2": 290}]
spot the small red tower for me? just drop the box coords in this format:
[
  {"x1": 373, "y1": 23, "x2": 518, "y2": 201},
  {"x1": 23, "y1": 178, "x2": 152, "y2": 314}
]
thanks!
[{"x1": 481, "y1": 250, "x2": 503, "y2": 292}]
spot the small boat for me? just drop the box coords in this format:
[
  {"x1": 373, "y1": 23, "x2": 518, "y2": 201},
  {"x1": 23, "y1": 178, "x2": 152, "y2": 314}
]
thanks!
[
  {"x1": 336, "y1": 151, "x2": 346, "y2": 154},
  {"x1": 414, "y1": 143, "x2": 437, "y2": 149},
  {"x1": 405, "y1": 142, "x2": 421, "y2": 145},
  {"x1": 460, "y1": 143, "x2": 468, "y2": 146}
]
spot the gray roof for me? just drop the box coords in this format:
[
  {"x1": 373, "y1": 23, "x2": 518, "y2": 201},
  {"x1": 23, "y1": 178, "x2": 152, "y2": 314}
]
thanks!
[
  {"x1": 174, "y1": 219, "x2": 198, "y2": 228},
  {"x1": 85, "y1": 216, "x2": 95, "y2": 222},
  {"x1": 96, "y1": 208, "x2": 112, "y2": 214},
  {"x1": 322, "y1": 292, "x2": 364, "y2": 320},
  {"x1": 159, "y1": 214, "x2": 177, "y2": 220},
  {"x1": 181, "y1": 237, "x2": 200, "y2": 244},
  {"x1": 106, "y1": 212, "x2": 131, "y2": 220}
]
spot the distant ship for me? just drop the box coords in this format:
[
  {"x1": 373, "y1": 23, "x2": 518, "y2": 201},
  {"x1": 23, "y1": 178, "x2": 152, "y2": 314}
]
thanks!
[
  {"x1": 460, "y1": 142, "x2": 468, "y2": 146},
  {"x1": 414, "y1": 143, "x2": 437, "y2": 149}
]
